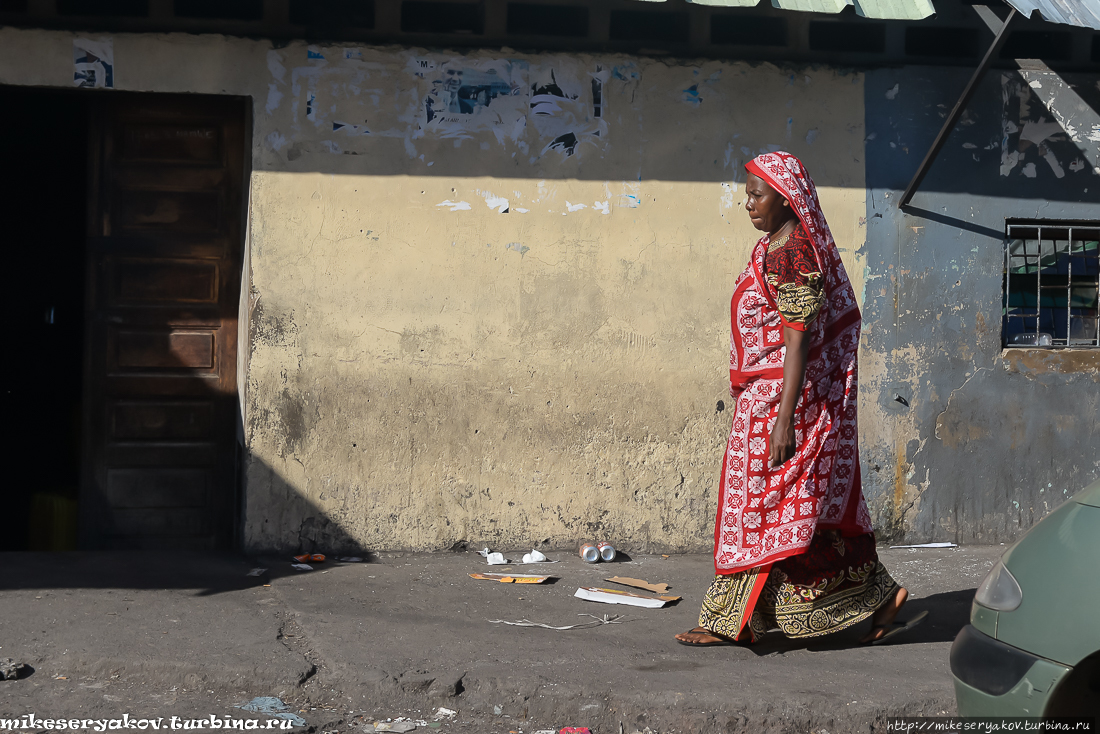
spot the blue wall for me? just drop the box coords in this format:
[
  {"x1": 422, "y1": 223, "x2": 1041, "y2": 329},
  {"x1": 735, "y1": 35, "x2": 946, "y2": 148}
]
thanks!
[{"x1": 860, "y1": 65, "x2": 1100, "y2": 542}]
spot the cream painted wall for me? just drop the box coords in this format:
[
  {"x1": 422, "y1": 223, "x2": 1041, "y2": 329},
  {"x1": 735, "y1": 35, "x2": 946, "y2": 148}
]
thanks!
[{"x1": 0, "y1": 28, "x2": 866, "y2": 552}]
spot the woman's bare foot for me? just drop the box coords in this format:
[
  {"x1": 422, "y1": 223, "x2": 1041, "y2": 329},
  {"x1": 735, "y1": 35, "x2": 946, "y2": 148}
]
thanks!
[
  {"x1": 860, "y1": 586, "x2": 908, "y2": 644},
  {"x1": 675, "y1": 627, "x2": 742, "y2": 646}
]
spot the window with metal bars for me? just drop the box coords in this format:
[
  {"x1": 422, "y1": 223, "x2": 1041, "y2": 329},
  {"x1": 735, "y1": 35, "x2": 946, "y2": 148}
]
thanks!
[{"x1": 1003, "y1": 222, "x2": 1100, "y2": 348}]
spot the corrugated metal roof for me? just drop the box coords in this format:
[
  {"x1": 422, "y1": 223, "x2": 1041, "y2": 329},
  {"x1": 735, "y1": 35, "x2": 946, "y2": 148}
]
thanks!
[
  {"x1": 632, "y1": 0, "x2": 1100, "y2": 28},
  {"x1": 1003, "y1": 0, "x2": 1100, "y2": 29},
  {"x1": 634, "y1": 0, "x2": 936, "y2": 20}
]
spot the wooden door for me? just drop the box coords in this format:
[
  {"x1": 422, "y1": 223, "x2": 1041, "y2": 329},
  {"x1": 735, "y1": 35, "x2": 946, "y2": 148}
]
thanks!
[{"x1": 81, "y1": 94, "x2": 248, "y2": 549}]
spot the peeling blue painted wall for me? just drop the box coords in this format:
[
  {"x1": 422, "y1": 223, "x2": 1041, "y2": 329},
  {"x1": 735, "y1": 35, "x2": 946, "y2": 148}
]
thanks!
[{"x1": 861, "y1": 66, "x2": 1100, "y2": 543}]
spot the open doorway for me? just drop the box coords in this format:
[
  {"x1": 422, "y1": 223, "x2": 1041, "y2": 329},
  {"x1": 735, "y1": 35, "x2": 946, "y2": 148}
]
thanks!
[
  {"x1": 0, "y1": 88, "x2": 89, "y2": 551},
  {"x1": 0, "y1": 87, "x2": 249, "y2": 551}
]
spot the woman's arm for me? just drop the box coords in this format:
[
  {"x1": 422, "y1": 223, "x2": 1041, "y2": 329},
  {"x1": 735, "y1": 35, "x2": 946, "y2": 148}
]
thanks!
[{"x1": 768, "y1": 326, "x2": 810, "y2": 468}]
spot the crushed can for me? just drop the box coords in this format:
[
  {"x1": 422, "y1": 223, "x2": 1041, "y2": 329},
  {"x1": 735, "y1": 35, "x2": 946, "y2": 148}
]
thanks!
[
  {"x1": 597, "y1": 541, "x2": 616, "y2": 562},
  {"x1": 578, "y1": 542, "x2": 600, "y2": 563}
]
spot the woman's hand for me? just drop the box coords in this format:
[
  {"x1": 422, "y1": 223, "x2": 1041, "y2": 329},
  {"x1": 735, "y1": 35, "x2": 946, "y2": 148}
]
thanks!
[
  {"x1": 769, "y1": 326, "x2": 810, "y2": 468},
  {"x1": 769, "y1": 416, "x2": 796, "y2": 468}
]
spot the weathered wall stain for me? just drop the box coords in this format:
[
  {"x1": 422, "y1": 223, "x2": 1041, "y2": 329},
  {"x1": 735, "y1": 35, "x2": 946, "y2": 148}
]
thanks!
[
  {"x1": 862, "y1": 67, "x2": 1100, "y2": 544},
  {"x1": 1000, "y1": 348, "x2": 1100, "y2": 378}
]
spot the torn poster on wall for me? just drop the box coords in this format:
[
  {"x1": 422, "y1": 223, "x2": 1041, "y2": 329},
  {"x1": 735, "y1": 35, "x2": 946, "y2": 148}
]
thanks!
[
  {"x1": 529, "y1": 65, "x2": 609, "y2": 158},
  {"x1": 73, "y1": 38, "x2": 113, "y2": 89},
  {"x1": 421, "y1": 59, "x2": 528, "y2": 143},
  {"x1": 999, "y1": 72, "x2": 1100, "y2": 179},
  {"x1": 271, "y1": 47, "x2": 421, "y2": 159}
]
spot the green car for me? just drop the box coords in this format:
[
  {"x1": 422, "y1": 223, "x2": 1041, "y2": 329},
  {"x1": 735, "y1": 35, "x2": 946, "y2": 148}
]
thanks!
[{"x1": 950, "y1": 478, "x2": 1100, "y2": 715}]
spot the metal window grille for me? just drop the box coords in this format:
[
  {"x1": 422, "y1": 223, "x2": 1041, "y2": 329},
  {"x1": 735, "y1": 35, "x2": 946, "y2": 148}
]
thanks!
[{"x1": 1003, "y1": 222, "x2": 1100, "y2": 348}]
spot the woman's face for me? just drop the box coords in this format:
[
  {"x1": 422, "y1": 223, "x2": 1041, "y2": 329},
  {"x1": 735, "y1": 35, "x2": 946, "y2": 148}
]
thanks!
[{"x1": 744, "y1": 173, "x2": 795, "y2": 234}]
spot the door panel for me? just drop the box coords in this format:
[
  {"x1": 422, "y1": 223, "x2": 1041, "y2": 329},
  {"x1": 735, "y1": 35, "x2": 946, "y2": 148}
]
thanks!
[
  {"x1": 82, "y1": 94, "x2": 246, "y2": 550},
  {"x1": 112, "y1": 260, "x2": 220, "y2": 304}
]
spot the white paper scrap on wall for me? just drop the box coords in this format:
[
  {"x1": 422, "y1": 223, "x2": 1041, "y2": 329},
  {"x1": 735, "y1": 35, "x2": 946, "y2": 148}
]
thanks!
[{"x1": 74, "y1": 38, "x2": 113, "y2": 89}]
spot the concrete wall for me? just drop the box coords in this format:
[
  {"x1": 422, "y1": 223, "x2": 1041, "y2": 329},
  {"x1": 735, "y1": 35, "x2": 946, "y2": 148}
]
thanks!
[
  {"x1": 860, "y1": 66, "x2": 1100, "y2": 544},
  {"x1": 1, "y1": 26, "x2": 1096, "y2": 553},
  {"x1": 244, "y1": 44, "x2": 867, "y2": 552}
]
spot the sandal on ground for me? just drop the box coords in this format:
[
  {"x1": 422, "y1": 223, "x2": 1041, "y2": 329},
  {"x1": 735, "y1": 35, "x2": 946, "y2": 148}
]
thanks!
[
  {"x1": 864, "y1": 610, "x2": 929, "y2": 646},
  {"x1": 676, "y1": 627, "x2": 744, "y2": 647}
]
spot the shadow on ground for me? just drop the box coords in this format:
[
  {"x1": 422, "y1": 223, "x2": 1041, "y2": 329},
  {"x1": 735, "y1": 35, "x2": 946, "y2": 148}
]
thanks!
[
  {"x1": 744, "y1": 588, "x2": 975, "y2": 656},
  {"x1": 0, "y1": 550, "x2": 374, "y2": 594}
]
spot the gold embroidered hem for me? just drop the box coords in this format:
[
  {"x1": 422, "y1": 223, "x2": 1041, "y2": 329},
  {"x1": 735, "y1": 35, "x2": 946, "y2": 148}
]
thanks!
[
  {"x1": 698, "y1": 533, "x2": 900, "y2": 641},
  {"x1": 754, "y1": 561, "x2": 899, "y2": 639},
  {"x1": 697, "y1": 565, "x2": 768, "y2": 642}
]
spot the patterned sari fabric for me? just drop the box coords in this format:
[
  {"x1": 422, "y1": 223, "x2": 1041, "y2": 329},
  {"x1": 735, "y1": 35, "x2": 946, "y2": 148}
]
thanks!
[
  {"x1": 702, "y1": 151, "x2": 884, "y2": 640},
  {"x1": 699, "y1": 531, "x2": 899, "y2": 642},
  {"x1": 715, "y1": 152, "x2": 872, "y2": 577}
]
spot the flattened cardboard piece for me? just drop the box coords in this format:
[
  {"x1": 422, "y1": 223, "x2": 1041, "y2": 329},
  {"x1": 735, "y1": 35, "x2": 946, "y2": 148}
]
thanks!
[
  {"x1": 574, "y1": 586, "x2": 680, "y2": 608},
  {"x1": 469, "y1": 572, "x2": 553, "y2": 584},
  {"x1": 606, "y1": 576, "x2": 671, "y2": 593}
]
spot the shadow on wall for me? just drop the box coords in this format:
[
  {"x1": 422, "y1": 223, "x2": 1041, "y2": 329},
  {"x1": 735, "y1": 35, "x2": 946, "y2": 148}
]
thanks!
[
  {"x1": 243, "y1": 454, "x2": 376, "y2": 556},
  {"x1": 256, "y1": 44, "x2": 1100, "y2": 198},
  {"x1": 865, "y1": 66, "x2": 1100, "y2": 203}
]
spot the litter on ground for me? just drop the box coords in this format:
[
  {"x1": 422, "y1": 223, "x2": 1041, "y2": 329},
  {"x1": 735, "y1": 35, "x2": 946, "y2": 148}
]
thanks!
[
  {"x1": 234, "y1": 697, "x2": 307, "y2": 727},
  {"x1": 521, "y1": 549, "x2": 559, "y2": 563},
  {"x1": 1, "y1": 659, "x2": 28, "y2": 680},
  {"x1": 606, "y1": 576, "x2": 670, "y2": 593},
  {"x1": 372, "y1": 722, "x2": 416, "y2": 733},
  {"x1": 246, "y1": 568, "x2": 267, "y2": 577},
  {"x1": 477, "y1": 548, "x2": 510, "y2": 565},
  {"x1": 469, "y1": 572, "x2": 553, "y2": 583},
  {"x1": 290, "y1": 563, "x2": 313, "y2": 571},
  {"x1": 488, "y1": 613, "x2": 628, "y2": 630},
  {"x1": 574, "y1": 587, "x2": 680, "y2": 608}
]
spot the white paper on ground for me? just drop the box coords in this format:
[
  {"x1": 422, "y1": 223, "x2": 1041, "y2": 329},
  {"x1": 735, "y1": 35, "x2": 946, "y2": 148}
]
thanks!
[
  {"x1": 372, "y1": 723, "x2": 415, "y2": 733},
  {"x1": 574, "y1": 587, "x2": 669, "y2": 609},
  {"x1": 290, "y1": 563, "x2": 313, "y2": 571},
  {"x1": 521, "y1": 549, "x2": 547, "y2": 563},
  {"x1": 485, "y1": 552, "x2": 508, "y2": 565},
  {"x1": 889, "y1": 542, "x2": 958, "y2": 548}
]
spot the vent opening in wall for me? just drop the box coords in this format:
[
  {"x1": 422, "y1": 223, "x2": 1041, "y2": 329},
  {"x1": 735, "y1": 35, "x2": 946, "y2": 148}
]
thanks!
[
  {"x1": 905, "y1": 27, "x2": 979, "y2": 58},
  {"x1": 808, "y1": 21, "x2": 886, "y2": 54},
  {"x1": 711, "y1": 15, "x2": 787, "y2": 47},
  {"x1": 609, "y1": 10, "x2": 689, "y2": 43},
  {"x1": 507, "y1": 3, "x2": 588, "y2": 38},
  {"x1": 289, "y1": 0, "x2": 375, "y2": 29},
  {"x1": 1003, "y1": 223, "x2": 1100, "y2": 348},
  {"x1": 401, "y1": 1, "x2": 484, "y2": 34}
]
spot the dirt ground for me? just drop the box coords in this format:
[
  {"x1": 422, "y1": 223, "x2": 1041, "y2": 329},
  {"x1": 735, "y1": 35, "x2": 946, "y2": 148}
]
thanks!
[{"x1": 0, "y1": 545, "x2": 1004, "y2": 733}]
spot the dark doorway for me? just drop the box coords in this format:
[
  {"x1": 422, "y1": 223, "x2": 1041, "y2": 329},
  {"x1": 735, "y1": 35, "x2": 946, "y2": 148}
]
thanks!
[
  {"x1": 0, "y1": 87, "x2": 248, "y2": 551},
  {"x1": 0, "y1": 88, "x2": 89, "y2": 551}
]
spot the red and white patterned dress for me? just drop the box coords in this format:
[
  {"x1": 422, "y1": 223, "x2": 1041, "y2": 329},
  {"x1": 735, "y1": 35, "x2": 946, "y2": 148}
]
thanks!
[
  {"x1": 714, "y1": 152, "x2": 872, "y2": 576},
  {"x1": 697, "y1": 152, "x2": 895, "y2": 642}
]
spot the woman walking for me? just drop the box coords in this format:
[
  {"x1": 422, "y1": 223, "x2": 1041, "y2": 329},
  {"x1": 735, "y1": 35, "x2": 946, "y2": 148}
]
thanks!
[{"x1": 675, "y1": 152, "x2": 925, "y2": 647}]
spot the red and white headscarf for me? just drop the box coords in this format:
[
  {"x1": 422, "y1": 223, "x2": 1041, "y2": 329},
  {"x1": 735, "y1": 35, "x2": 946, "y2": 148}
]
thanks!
[{"x1": 713, "y1": 151, "x2": 872, "y2": 575}]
